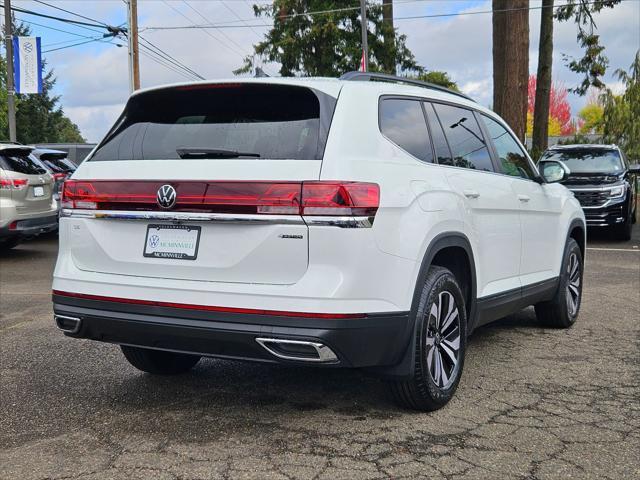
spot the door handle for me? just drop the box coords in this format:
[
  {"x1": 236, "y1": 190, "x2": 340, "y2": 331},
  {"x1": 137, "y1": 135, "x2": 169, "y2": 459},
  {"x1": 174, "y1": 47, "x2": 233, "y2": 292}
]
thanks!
[
  {"x1": 463, "y1": 190, "x2": 480, "y2": 199},
  {"x1": 518, "y1": 194, "x2": 531, "y2": 202}
]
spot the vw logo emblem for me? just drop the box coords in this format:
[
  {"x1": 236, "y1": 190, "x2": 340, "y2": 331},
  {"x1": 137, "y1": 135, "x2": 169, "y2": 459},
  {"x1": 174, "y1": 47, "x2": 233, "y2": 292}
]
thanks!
[{"x1": 157, "y1": 184, "x2": 177, "y2": 209}]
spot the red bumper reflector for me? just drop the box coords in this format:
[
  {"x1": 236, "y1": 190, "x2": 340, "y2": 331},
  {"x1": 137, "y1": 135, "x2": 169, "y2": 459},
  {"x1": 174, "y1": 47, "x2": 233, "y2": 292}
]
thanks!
[{"x1": 52, "y1": 290, "x2": 367, "y2": 319}]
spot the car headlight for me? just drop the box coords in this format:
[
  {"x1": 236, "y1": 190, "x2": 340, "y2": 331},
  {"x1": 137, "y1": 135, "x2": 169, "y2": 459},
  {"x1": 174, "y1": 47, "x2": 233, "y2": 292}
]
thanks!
[{"x1": 608, "y1": 185, "x2": 625, "y2": 198}]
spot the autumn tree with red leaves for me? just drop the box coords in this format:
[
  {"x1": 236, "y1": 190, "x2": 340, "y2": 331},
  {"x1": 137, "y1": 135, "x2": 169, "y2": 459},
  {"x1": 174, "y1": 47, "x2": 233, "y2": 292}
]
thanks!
[{"x1": 527, "y1": 75, "x2": 576, "y2": 138}]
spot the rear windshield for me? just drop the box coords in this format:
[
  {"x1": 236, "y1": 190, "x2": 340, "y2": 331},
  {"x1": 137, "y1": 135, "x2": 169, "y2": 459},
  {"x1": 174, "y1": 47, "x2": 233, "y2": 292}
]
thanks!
[
  {"x1": 90, "y1": 84, "x2": 336, "y2": 162},
  {"x1": 0, "y1": 152, "x2": 48, "y2": 175},
  {"x1": 44, "y1": 158, "x2": 76, "y2": 172},
  {"x1": 540, "y1": 148, "x2": 623, "y2": 173}
]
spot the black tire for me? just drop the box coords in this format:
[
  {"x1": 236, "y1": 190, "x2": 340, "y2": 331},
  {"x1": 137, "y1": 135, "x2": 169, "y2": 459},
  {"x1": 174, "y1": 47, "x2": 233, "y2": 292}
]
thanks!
[
  {"x1": 0, "y1": 237, "x2": 21, "y2": 250},
  {"x1": 535, "y1": 238, "x2": 583, "y2": 328},
  {"x1": 121, "y1": 346, "x2": 201, "y2": 375},
  {"x1": 389, "y1": 266, "x2": 467, "y2": 411}
]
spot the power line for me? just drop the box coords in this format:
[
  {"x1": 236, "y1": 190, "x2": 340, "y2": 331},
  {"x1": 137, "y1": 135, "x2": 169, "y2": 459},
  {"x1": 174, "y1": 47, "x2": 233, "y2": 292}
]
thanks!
[
  {"x1": 2, "y1": 15, "x2": 101, "y2": 39},
  {"x1": 144, "y1": 0, "x2": 610, "y2": 31},
  {"x1": 8, "y1": 5, "x2": 108, "y2": 33},
  {"x1": 43, "y1": 36, "x2": 119, "y2": 54},
  {"x1": 182, "y1": 0, "x2": 247, "y2": 54},
  {"x1": 138, "y1": 35, "x2": 206, "y2": 80},
  {"x1": 159, "y1": 0, "x2": 245, "y2": 59},
  {"x1": 32, "y1": 0, "x2": 109, "y2": 27},
  {"x1": 139, "y1": 49, "x2": 199, "y2": 81}
]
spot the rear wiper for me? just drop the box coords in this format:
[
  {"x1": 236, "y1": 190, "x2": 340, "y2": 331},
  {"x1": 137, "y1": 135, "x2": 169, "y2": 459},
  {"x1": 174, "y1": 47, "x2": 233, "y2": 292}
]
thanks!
[{"x1": 176, "y1": 148, "x2": 260, "y2": 159}]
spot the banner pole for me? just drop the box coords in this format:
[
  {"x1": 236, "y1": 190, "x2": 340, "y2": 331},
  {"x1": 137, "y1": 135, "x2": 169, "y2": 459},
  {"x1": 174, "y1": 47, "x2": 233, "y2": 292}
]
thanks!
[{"x1": 3, "y1": 0, "x2": 17, "y2": 142}]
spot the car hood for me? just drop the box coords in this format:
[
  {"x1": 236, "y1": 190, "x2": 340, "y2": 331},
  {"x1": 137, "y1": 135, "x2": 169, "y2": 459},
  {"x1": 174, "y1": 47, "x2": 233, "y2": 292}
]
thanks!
[{"x1": 562, "y1": 172, "x2": 624, "y2": 187}]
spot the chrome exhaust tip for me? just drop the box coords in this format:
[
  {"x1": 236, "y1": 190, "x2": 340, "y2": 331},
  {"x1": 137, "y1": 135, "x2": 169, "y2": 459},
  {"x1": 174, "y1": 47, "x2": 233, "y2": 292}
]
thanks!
[
  {"x1": 255, "y1": 338, "x2": 339, "y2": 363},
  {"x1": 55, "y1": 315, "x2": 82, "y2": 334}
]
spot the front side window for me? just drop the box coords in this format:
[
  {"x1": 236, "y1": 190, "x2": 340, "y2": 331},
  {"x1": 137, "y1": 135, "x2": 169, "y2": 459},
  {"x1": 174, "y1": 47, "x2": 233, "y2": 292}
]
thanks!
[
  {"x1": 481, "y1": 115, "x2": 535, "y2": 180},
  {"x1": 433, "y1": 104, "x2": 494, "y2": 172},
  {"x1": 379, "y1": 98, "x2": 433, "y2": 162}
]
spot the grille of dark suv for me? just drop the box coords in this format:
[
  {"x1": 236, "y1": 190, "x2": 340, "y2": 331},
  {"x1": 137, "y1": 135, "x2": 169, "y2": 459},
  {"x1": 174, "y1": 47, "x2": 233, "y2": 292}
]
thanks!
[{"x1": 572, "y1": 189, "x2": 609, "y2": 207}]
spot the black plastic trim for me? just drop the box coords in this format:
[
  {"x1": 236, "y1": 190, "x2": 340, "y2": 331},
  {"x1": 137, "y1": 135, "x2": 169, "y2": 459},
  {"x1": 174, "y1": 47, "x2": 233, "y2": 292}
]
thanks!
[
  {"x1": 475, "y1": 277, "x2": 559, "y2": 327},
  {"x1": 52, "y1": 297, "x2": 411, "y2": 369}
]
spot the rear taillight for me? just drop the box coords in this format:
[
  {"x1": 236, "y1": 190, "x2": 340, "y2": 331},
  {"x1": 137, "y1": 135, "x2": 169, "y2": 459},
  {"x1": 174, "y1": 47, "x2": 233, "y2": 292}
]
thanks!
[
  {"x1": 0, "y1": 178, "x2": 28, "y2": 190},
  {"x1": 61, "y1": 180, "x2": 379, "y2": 217},
  {"x1": 301, "y1": 182, "x2": 379, "y2": 216},
  {"x1": 53, "y1": 173, "x2": 67, "y2": 181}
]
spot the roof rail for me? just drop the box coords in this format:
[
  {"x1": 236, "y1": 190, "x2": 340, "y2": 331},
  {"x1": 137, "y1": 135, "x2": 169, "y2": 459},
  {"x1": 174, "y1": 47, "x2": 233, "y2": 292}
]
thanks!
[{"x1": 339, "y1": 71, "x2": 475, "y2": 102}]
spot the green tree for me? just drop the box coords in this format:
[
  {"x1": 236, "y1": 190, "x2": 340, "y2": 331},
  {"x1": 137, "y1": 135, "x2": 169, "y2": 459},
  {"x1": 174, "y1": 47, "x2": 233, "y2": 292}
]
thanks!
[
  {"x1": 415, "y1": 71, "x2": 459, "y2": 92},
  {"x1": 235, "y1": 0, "x2": 420, "y2": 76},
  {"x1": 1, "y1": 19, "x2": 84, "y2": 143},
  {"x1": 555, "y1": 0, "x2": 621, "y2": 96},
  {"x1": 578, "y1": 102, "x2": 604, "y2": 134},
  {"x1": 600, "y1": 51, "x2": 640, "y2": 159}
]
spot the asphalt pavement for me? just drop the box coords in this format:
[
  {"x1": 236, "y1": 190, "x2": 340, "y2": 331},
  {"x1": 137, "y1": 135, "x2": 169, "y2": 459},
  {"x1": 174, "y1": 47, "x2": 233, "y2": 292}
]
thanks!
[{"x1": 1, "y1": 227, "x2": 639, "y2": 480}]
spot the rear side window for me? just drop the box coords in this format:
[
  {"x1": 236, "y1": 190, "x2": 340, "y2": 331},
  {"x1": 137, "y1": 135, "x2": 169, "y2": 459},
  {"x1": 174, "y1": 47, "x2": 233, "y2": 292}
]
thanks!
[
  {"x1": 379, "y1": 98, "x2": 433, "y2": 162},
  {"x1": 424, "y1": 103, "x2": 453, "y2": 164},
  {"x1": 433, "y1": 104, "x2": 494, "y2": 172},
  {"x1": 0, "y1": 153, "x2": 47, "y2": 175},
  {"x1": 481, "y1": 115, "x2": 535, "y2": 180},
  {"x1": 91, "y1": 84, "x2": 335, "y2": 161}
]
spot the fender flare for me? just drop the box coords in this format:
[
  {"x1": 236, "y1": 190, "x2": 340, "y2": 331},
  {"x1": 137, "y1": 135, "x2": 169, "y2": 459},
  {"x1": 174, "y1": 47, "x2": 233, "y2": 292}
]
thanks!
[
  {"x1": 370, "y1": 232, "x2": 477, "y2": 379},
  {"x1": 566, "y1": 217, "x2": 586, "y2": 258}
]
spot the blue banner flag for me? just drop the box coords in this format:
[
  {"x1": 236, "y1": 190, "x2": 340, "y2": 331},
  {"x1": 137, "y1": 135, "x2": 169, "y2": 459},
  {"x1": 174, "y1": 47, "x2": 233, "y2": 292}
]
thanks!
[{"x1": 13, "y1": 37, "x2": 43, "y2": 94}]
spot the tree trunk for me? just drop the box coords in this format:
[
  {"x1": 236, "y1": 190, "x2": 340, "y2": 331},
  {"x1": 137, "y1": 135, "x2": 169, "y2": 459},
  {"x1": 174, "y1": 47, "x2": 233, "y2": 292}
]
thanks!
[
  {"x1": 382, "y1": 0, "x2": 395, "y2": 74},
  {"x1": 492, "y1": 0, "x2": 530, "y2": 142},
  {"x1": 532, "y1": 0, "x2": 554, "y2": 158}
]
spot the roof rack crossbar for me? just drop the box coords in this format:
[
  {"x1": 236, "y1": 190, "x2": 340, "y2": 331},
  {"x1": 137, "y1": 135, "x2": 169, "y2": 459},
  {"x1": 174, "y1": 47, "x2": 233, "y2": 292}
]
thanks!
[{"x1": 339, "y1": 71, "x2": 474, "y2": 102}]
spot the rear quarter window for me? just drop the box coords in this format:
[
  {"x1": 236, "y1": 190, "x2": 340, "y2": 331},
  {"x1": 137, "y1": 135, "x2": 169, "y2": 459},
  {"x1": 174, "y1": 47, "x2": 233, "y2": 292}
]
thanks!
[
  {"x1": 379, "y1": 98, "x2": 434, "y2": 163},
  {"x1": 90, "y1": 84, "x2": 336, "y2": 162}
]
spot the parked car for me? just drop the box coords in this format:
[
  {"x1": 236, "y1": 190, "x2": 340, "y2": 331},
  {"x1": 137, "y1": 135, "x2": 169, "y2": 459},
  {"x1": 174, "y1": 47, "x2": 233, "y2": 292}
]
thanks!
[
  {"x1": 52, "y1": 74, "x2": 585, "y2": 411},
  {"x1": 0, "y1": 144, "x2": 58, "y2": 249},
  {"x1": 539, "y1": 144, "x2": 639, "y2": 240},
  {"x1": 34, "y1": 143, "x2": 97, "y2": 165},
  {"x1": 31, "y1": 148, "x2": 76, "y2": 198}
]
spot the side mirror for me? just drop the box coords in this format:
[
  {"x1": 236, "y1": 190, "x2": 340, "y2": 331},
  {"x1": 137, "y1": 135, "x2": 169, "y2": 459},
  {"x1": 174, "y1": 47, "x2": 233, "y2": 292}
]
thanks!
[
  {"x1": 628, "y1": 163, "x2": 640, "y2": 174},
  {"x1": 539, "y1": 160, "x2": 570, "y2": 183}
]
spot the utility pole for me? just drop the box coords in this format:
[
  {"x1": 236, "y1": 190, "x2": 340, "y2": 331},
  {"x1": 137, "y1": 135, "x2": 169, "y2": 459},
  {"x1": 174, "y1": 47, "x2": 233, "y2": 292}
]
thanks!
[
  {"x1": 359, "y1": 0, "x2": 369, "y2": 72},
  {"x1": 3, "y1": 0, "x2": 17, "y2": 142},
  {"x1": 126, "y1": 0, "x2": 140, "y2": 92}
]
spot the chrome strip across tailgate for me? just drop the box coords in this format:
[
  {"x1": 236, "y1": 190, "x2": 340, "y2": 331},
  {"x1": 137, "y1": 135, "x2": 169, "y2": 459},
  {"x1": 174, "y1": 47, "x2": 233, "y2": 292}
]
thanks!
[{"x1": 60, "y1": 209, "x2": 375, "y2": 228}]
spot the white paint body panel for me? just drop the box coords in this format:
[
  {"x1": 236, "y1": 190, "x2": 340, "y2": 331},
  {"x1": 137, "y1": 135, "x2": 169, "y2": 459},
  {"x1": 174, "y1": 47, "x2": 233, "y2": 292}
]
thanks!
[{"x1": 53, "y1": 78, "x2": 584, "y2": 315}]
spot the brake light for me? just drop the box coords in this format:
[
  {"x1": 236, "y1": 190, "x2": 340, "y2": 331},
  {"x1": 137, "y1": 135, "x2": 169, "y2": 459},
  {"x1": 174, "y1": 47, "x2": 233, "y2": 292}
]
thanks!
[
  {"x1": 61, "y1": 180, "x2": 379, "y2": 217},
  {"x1": 0, "y1": 178, "x2": 28, "y2": 190},
  {"x1": 301, "y1": 182, "x2": 379, "y2": 216},
  {"x1": 53, "y1": 173, "x2": 67, "y2": 181}
]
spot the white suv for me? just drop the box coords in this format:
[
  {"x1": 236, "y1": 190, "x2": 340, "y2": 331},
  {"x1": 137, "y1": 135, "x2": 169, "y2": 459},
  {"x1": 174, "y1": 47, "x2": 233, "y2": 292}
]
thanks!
[{"x1": 52, "y1": 74, "x2": 585, "y2": 411}]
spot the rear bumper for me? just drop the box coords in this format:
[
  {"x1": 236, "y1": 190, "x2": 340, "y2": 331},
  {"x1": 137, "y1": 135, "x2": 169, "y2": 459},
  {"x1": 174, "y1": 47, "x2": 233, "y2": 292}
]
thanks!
[
  {"x1": 0, "y1": 213, "x2": 58, "y2": 239},
  {"x1": 52, "y1": 294, "x2": 412, "y2": 368}
]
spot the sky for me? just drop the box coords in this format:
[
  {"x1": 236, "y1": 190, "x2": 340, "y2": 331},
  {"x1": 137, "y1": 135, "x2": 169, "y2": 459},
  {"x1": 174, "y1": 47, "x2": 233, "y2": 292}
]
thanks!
[{"x1": 4, "y1": 0, "x2": 640, "y2": 142}]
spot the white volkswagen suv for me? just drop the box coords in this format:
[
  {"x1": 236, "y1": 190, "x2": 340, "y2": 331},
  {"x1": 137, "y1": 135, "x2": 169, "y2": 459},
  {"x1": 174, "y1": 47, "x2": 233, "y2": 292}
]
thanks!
[{"x1": 52, "y1": 73, "x2": 585, "y2": 411}]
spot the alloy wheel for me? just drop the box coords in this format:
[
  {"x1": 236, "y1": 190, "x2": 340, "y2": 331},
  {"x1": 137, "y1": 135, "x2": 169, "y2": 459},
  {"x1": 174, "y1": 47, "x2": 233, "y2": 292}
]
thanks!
[
  {"x1": 426, "y1": 291, "x2": 461, "y2": 389},
  {"x1": 566, "y1": 252, "x2": 581, "y2": 316}
]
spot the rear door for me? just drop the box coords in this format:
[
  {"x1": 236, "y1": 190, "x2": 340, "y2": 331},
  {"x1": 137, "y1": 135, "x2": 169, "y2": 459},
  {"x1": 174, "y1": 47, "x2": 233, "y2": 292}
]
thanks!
[
  {"x1": 425, "y1": 103, "x2": 522, "y2": 298},
  {"x1": 0, "y1": 149, "x2": 54, "y2": 214},
  {"x1": 65, "y1": 82, "x2": 339, "y2": 285}
]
